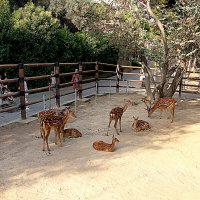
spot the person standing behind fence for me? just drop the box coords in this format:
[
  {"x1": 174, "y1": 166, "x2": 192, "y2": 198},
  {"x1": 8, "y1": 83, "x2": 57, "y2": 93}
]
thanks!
[
  {"x1": 1, "y1": 72, "x2": 8, "y2": 88},
  {"x1": 24, "y1": 80, "x2": 29, "y2": 110},
  {"x1": 120, "y1": 67, "x2": 124, "y2": 80},
  {"x1": 0, "y1": 73, "x2": 3, "y2": 105},
  {"x1": 50, "y1": 70, "x2": 56, "y2": 93},
  {"x1": 0, "y1": 73, "x2": 3, "y2": 92},
  {"x1": 1, "y1": 72, "x2": 14, "y2": 102},
  {"x1": 72, "y1": 69, "x2": 80, "y2": 95}
]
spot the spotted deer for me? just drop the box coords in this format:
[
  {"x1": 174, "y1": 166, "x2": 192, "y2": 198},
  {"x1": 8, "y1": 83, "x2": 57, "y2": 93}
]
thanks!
[
  {"x1": 107, "y1": 99, "x2": 133, "y2": 135},
  {"x1": 132, "y1": 116, "x2": 151, "y2": 132},
  {"x1": 37, "y1": 109, "x2": 57, "y2": 138},
  {"x1": 63, "y1": 128, "x2": 82, "y2": 138},
  {"x1": 142, "y1": 97, "x2": 176, "y2": 123},
  {"x1": 42, "y1": 108, "x2": 76, "y2": 152},
  {"x1": 93, "y1": 135, "x2": 119, "y2": 152}
]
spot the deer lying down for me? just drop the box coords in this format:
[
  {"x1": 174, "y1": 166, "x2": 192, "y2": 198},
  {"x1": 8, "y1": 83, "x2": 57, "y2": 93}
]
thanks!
[
  {"x1": 132, "y1": 116, "x2": 151, "y2": 132},
  {"x1": 93, "y1": 135, "x2": 119, "y2": 152},
  {"x1": 63, "y1": 128, "x2": 82, "y2": 138}
]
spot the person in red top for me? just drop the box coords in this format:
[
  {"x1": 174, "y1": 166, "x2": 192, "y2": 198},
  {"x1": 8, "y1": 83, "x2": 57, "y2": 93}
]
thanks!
[{"x1": 72, "y1": 69, "x2": 80, "y2": 95}]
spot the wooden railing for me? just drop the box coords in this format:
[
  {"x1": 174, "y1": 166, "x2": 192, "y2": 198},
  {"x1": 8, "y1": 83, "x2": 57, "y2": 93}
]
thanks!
[{"x1": 0, "y1": 62, "x2": 200, "y2": 120}]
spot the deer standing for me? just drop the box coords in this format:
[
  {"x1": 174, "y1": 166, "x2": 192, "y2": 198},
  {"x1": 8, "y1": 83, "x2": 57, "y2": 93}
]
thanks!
[
  {"x1": 107, "y1": 99, "x2": 133, "y2": 135},
  {"x1": 132, "y1": 116, "x2": 151, "y2": 132},
  {"x1": 42, "y1": 108, "x2": 76, "y2": 152},
  {"x1": 142, "y1": 97, "x2": 176, "y2": 123},
  {"x1": 93, "y1": 135, "x2": 119, "y2": 152},
  {"x1": 37, "y1": 109, "x2": 57, "y2": 138}
]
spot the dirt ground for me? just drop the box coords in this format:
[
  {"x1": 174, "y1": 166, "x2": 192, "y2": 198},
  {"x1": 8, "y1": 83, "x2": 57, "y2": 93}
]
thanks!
[{"x1": 0, "y1": 92, "x2": 200, "y2": 200}]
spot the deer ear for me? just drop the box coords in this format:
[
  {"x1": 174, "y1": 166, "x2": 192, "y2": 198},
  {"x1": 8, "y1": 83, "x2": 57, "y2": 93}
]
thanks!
[
  {"x1": 133, "y1": 116, "x2": 135, "y2": 119},
  {"x1": 137, "y1": 116, "x2": 139, "y2": 119},
  {"x1": 112, "y1": 135, "x2": 114, "y2": 139}
]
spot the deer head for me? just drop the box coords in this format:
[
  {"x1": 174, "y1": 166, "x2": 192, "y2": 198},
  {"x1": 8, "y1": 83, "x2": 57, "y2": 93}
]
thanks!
[
  {"x1": 123, "y1": 99, "x2": 134, "y2": 112},
  {"x1": 132, "y1": 116, "x2": 139, "y2": 128},
  {"x1": 68, "y1": 110, "x2": 77, "y2": 118},
  {"x1": 141, "y1": 98, "x2": 152, "y2": 116},
  {"x1": 112, "y1": 135, "x2": 120, "y2": 143},
  {"x1": 59, "y1": 108, "x2": 76, "y2": 118}
]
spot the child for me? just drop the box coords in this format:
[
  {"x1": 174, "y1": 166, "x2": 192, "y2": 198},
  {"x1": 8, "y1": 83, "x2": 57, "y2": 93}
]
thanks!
[
  {"x1": 24, "y1": 80, "x2": 29, "y2": 110},
  {"x1": 72, "y1": 69, "x2": 80, "y2": 95},
  {"x1": 50, "y1": 70, "x2": 56, "y2": 93}
]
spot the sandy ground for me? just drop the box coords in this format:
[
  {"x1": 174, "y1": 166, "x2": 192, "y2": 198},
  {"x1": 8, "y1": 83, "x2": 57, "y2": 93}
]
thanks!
[{"x1": 0, "y1": 92, "x2": 200, "y2": 200}]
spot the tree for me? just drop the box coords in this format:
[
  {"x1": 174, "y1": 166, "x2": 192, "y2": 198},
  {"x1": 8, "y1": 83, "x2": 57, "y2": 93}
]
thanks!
[
  {"x1": 139, "y1": 0, "x2": 199, "y2": 99},
  {"x1": 64, "y1": 0, "x2": 147, "y2": 65},
  {"x1": 10, "y1": 1, "x2": 60, "y2": 63},
  {"x1": 49, "y1": 0, "x2": 93, "y2": 30},
  {"x1": 9, "y1": 0, "x2": 50, "y2": 10},
  {"x1": 48, "y1": 0, "x2": 119, "y2": 63}
]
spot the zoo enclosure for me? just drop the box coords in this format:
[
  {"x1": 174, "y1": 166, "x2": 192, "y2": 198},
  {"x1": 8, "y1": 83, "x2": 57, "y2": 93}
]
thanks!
[{"x1": 0, "y1": 62, "x2": 200, "y2": 120}]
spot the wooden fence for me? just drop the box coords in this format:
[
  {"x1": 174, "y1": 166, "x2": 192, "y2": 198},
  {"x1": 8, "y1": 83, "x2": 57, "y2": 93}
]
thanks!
[{"x1": 0, "y1": 62, "x2": 200, "y2": 120}]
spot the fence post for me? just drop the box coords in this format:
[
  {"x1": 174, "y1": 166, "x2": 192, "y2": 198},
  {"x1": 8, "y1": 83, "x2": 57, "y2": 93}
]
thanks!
[
  {"x1": 95, "y1": 61, "x2": 99, "y2": 94},
  {"x1": 54, "y1": 62, "x2": 60, "y2": 108},
  {"x1": 18, "y1": 63, "x2": 26, "y2": 120},
  {"x1": 78, "y1": 62, "x2": 83, "y2": 99},
  {"x1": 116, "y1": 64, "x2": 120, "y2": 93},
  {"x1": 179, "y1": 78, "x2": 183, "y2": 98}
]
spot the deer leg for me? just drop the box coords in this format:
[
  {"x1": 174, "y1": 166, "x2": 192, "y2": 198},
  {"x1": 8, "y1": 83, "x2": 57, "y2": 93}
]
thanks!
[
  {"x1": 171, "y1": 108, "x2": 174, "y2": 123},
  {"x1": 119, "y1": 117, "x2": 122, "y2": 132},
  {"x1": 57, "y1": 127, "x2": 63, "y2": 147},
  {"x1": 54, "y1": 128, "x2": 58, "y2": 145},
  {"x1": 45, "y1": 130, "x2": 51, "y2": 152},
  {"x1": 160, "y1": 109, "x2": 163, "y2": 119},
  {"x1": 114, "y1": 118, "x2": 119, "y2": 135},
  {"x1": 43, "y1": 127, "x2": 51, "y2": 152},
  {"x1": 167, "y1": 108, "x2": 170, "y2": 119},
  {"x1": 59, "y1": 126, "x2": 64, "y2": 143},
  {"x1": 42, "y1": 128, "x2": 46, "y2": 151},
  {"x1": 107, "y1": 118, "x2": 112, "y2": 136},
  {"x1": 38, "y1": 119, "x2": 43, "y2": 138},
  {"x1": 40, "y1": 124, "x2": 45, "y2": 138},
  {"x1": 40, "y1": 127, "x2": 43, "y2": 138}
]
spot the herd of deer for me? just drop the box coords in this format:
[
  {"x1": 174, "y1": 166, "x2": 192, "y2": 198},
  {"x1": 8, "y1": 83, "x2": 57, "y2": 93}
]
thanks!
[{"x1": 37, "y1": 96, "x2": 177, "y2": 153}]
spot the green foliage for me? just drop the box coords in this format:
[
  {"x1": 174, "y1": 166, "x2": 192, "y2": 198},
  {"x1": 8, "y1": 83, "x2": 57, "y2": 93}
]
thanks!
[
  {"x1": 9, "y1": 0, "x2": 50, "y2": 10},
  {"x1": 0, "y1": 0, "x2": 12, "y2": 63},
  {"x1": 0, "y1": 0, "x2": 119, "y2": 90},
  {"x1": 0, "y1": 0, "x2": 11, "y2": 29},
  {"x1": 49, "y1": 0, "x2": 93, "y2": 30},
  {"x1": 156, "y1": 1, "x2": 200, "y2": 68},
  {"x1": 12, "y1": 1, "x2": 59, "y2": 41}
]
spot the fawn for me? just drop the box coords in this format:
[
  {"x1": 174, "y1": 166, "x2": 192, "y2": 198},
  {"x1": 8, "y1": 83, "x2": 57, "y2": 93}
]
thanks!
[
  {"x1": 93, "y1": 135, "x2": 120, "y2": 152},
  {"x1": 42, "y1": 108, "x2": 76, "y2": 152},
  {"x1": 132, "y1": 116, "x2": 151, "y2": 132},
  {"x1": 37, "y1": 109, "x2": 57, "y2": 138},
  {"x1": 107, "y1": 99, "x2": 133, "y2": 135},
  {"x1": 142, "y1": 97, "x2": 176, "y2": 123},
  {"x1": 63, "y1": 128, "x2": 82, "y2": 138}
]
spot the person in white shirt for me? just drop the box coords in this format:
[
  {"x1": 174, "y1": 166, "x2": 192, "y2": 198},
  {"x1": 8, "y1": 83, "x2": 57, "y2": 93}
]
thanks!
[
  {"x1": 24, "y1": 80, "x2": 29, "y2": 109},
  {"x1": 50, "y1": 70, "x2": 56, "y2": 93}
]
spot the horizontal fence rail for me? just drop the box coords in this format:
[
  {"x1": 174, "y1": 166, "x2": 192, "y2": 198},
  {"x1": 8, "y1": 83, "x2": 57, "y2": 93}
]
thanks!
[{"x1": 0, "y1": 62, "x2": 200, "y2": 120}]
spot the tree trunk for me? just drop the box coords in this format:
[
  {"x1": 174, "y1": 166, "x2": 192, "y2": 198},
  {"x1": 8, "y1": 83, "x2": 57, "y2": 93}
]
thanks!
[
  {"x1": 164, "y1": 67, "x2": 185, "y2": 97},
  {"x1": 140, "y1": 51, "x2": 158, "y2": 101}
]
